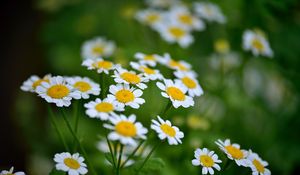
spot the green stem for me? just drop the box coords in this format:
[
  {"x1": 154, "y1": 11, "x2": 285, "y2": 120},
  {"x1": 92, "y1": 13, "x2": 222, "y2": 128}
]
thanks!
[
  {"x1": 106, "y1": 136, "x2": 116, "y2": 169},
  {"x1": 159, "y1": 100, "x2": 172, "y2": 117},
  {"x1": 73, "y1": 100, "x2": 80, "y2": 152},
  {"x1": 100, "y1": 73, "x2": 105, "y2": 98},
  {"x1": 116, "y1": 144, "x2": 124, "y2": 175},
  {"x1": 121, "y1": 140, "x2": 145, "y2": 169}
]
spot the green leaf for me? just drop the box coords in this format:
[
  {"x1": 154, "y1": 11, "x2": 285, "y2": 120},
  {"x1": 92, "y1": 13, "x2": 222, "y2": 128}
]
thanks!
[
  {"x1": 104, "y1": 152, "x2": 114, "y2": 165},
  {"x1": 49, "y1": 168, "x2": 65, "y2": 175}
]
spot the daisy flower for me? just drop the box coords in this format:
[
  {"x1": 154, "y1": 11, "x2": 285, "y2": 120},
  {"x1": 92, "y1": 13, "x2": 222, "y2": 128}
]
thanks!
[
  {"x1": 192, "y1": 148, "x2": 222, "y2": 175},
  {"x1": 243, "y1": 29, "x2": 273, "y2": 58},
  {"x1": 145, "y1": 0, "x2": 180, "y2": 8},
  {"x1": 82, "y1": 58, "x2": 116, "y2": 74},
  {"x1": 161, "y1": 53, "x2": 192, "y2": 71},
  {"x1": 193, "y1": 2, "x2": 226, "y2": 24},
  {"x1": 134, "y1": 52, "x2": 162, "y2": 67},
  {"x1": 151, "y1": 115, "x2": 184, "y2": 145},
  {"x1": 246, "y1": 151, "x2": 271, "y2": 175},
  {"x1": 215, "y1": 139, "x2": 249, "y2": 167},
  {"x1": 108, "y1": 84, "x2": 145, "y2": 109},
  {"x1": 104, "y1": 114, "x2": 148, "y2": 146},
  {"x1": 130, "y1": 62, "x2": 164, "y2": 81},
  {"x1": 135, "y1": 9, "x2": 163, "y2": 29},
  {"x1": 156, "y1": 79, "x2": 194, "y2": 108},
  {"x1": 174, "y1": 71, "x2": 203, "y2": 97},
  {"x1": 84, "y1": 97, "x2": 124, "y2": 121},
  {"x1": 0, "y1": 167, "x2": 25, "y2": 175},
  {"x1": 36, "y1": 76, "x2": 81, "y2": 107},
  {"x1": 81, "y1": 37, "x2": 115, "y2": 59},
  {"x1": 54, "y1": 152, "x2": 88, "y2": 175},
  {"x1": 66, "y1": 76, "x2": 100, "y2": 99},
  {"x1": 112, "y1": 67, "x2": 148, "y2": 89},
  {"x1": 20, "y1": 74, "x2": 51, "y2": 92}
]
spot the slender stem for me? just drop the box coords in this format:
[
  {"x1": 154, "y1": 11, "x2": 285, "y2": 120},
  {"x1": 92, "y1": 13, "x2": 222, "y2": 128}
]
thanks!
[
  {"x1": 106, "y1": 136, "x2": 116, "y2": 169},
  {"x1": 47, "y1": 105, "x2": 70, "y2": 151},
  {"x1": 159, "y1": 100, "x2": 172, "y2": 117},
  {"x1": 121, "y1": 140, "x2": 145, "y2": 169},
  {"x1": 116, "y1": 144, "x2": 124, "y2": 175},
  {"x1": 100, "y1": 73, "x2": 105, "y2": 98},
  {"x1": 60, "y1": 109, "x2": 98, "y2": 175},
  {"x1": 73, "y1": 100, "x2": 80, "y2": 152}
]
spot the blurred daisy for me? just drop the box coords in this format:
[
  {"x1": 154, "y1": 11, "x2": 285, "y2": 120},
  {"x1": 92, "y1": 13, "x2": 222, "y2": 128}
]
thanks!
[
  {"x1": 174, "y1": 71, "x2": 203, "y2": 97},
  {"x1": 130, "y1": 62, "x2": 163, "y2": 80},
  {"x1": 20, "y1": 74, "x2": 51, "y2": 92},
  {"x1": 66, "y1": 76, "x2": 100, "y2": 99},
  {"x1": 193, "y1": 2, "x2": 226, "y2": 23},
  {"x1": 156, "y1": 79, "x2": 194, "y2": 108},
  {"x1": 108, "y1": 84, "x2": 145, "y2": 109},
  {"x1": 54, "y1": 152, "x2": 88, "y2": 175},
  {"x1": 214, "y1": 39, "x2": 230, "y2": 54},
  {"x1": 135, "y1": 9, "x2": 163, "y2": 29},
  {"x1": 81, "y1": 37, "x2": 115, "y2": 59},
  {"x1": 134, "y1": 52, "x2": 161, "y2": 67},
  {"x1": 243, "y1": 29, "x2": 273, "y2": 58},
  {"x1": 84, "y1": 97, "x2": 124, "y2": 121},
  {"x1": 82, "y1": 58, "x2": 115, "y2": 74},
  {"x1": 247, "y1": 151, "x2": 271, "y2": 175},
  {"x1": 145, "y1": 0, "x2": 180, "y2": 8},
  {"x1": 215, "y1": 139, "x2": 248, "y2": 166},
  {"x1": 113, "y1": 67, "x2": 148, "y2": 89},
  {"x1": 36, "y1": 76, "x2": 81, "y2": 107},
  {"x1": 192, "y1": 148, "x2": 222, "y2": 174},
  {"x1": 104, "y1": 114, "x2": 148, "y2": 146},
  {"x1": 151, "y1": 115, "x2": 184, "y2": 145},
  {"x1": 0, "y1": 167, "x2": 25, "y2": 175},
  {"x1": 161, "y1": 53, "x2": 192, "y2": 71}
]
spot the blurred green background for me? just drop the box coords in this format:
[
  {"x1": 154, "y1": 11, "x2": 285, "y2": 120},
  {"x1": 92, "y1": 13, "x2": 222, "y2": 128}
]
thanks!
[{"x1": 1, "y1": 0, "x2": 300, "y2": 174}]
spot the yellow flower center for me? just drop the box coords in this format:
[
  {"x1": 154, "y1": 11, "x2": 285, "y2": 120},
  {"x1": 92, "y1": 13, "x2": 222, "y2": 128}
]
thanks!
[
  {"x1": 32, "y1": 79, "x2": 49, "y2": 89},
  {"x1": 115, "y1": 121, "x2": 137, "y2": 137},
  {"x1": 214, "y1": 39, "x2": 230, "y2": 53},
  {"x1": 252, "y1": 39, "x2": 264, "y2": 51},
  {"x1": 95, "y1": 102, "x2": 114, "y2": 113},
  {"x1": 47, "y1": 85, "x2": 70, "y2": 99},
  {"x1": 93, "y1": 60, "x2": 113, "y2": 69},
  {"x1": 179, "y1": 14, "x2": 193, "y2": 25},
  {"x1": 166, "y1": 87, "x2": 185, "y2": 101},
  {"x1": 144, "y1": 55, "x2": 156, "y2": 61},
  {"x1": 182, "y1": 77, "x2": 196, "y2": 89},
  {"x1": 160, "y1": 124, "x2": 176, "y2": 137},
  {"x1": 74, "y1": 81, "x2": 91, "y2": 92},
  {"x1": 225, "y1": 145, "x2": 244, "y2": 159},
  {"x1": 146, "y1": 14, "x2": 160, "y2": 24},
  {"x1": 115, "y1": 89, "x2": 135, "y2": 103},
  {"x1": 64, "y1": 158, "x2": 80, "y2": 169},
  {"x1": 200, "y1": 155, "x2": 214, "y2": 167},
  {"x1": 169, "y1": 60, "x2": 188, "y2": 71},
  {"x1": 253, "y1": 159, "x2": 265, "y2": 173},
  {"x1": 120, "y1": 72, "x2": 141, "y2": 84},
  {"x1": 168, "y1": 27, "x2": 185, "y2": 38},
  {"x1": 141, "y1": 66, "x2": 155, "y2": 74},
  {"x1": 92, "y1": 45, "x2": 104, "y2": 55}
]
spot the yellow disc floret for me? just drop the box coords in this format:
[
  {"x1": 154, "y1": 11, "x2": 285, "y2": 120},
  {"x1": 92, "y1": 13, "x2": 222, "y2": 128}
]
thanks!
[
  {"x1": 168, "y1": 27, "x2": 185, "y2": 38},
  {"x1": 115, "y1": 89, "x2": 135, "y2": 103},
  {"x1": 32, "y1": 79, "x2": 49, "y2": 89},
  {"x1": 47, "y1": 85, "x2": 70, "y2": 99},
  {"x1": 115, "y1": 121, "x2": 137, "y2": 137},
  {"x1": 95, "y1": 102, "x2": 114, "y2": 113},
  {"x1": 252, "y1": 38, "x2": 264, "y2": 52},
  {"x1": 182, "y1": 77, "x2": 197, "y2": 89},
  {"x1": 200, "y1": 155, "x2": 214, "y2": 167},
  {"x1": 92, "y1": 45, "x2": 104, "y2": 55},
  {"x1": 93, "y1": 60, "x2": 113, "y2": 69},
  {"x1": 64, "y1": 158, "x2": 80, "y2": 169},
  {"x1": 160, "y1": 124, "x2": 176, "y2": 137},
  {"x1": 225, "y1": 145, "x2": 244, "y2": 159},
  {"x1": 179, "y1": 14, "x2": 193, "y2": 25},
  {"x1": 253, "y1": 159, "x2": 265, "y2": 173},
  {"x1": 120, "y1": 72, "x2": 141, "y2": 84},
  {"x1": 141, "y1": 66, "x2": 155, "y2": 74},
  {"x1": 166, "y1": 87, "x2": 185, "y2": 101},
  {"x1": 74, "y1": 81, "x2": 91, "y2": 92}
]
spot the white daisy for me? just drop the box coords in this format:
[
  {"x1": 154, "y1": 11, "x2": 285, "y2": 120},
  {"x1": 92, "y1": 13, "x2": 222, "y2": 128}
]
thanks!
[
  {"x1": 243, "y1": 29, "x2": 273, "y2": 58},
  {"x1": 160, "y1": 53, "x2": 192, "y2": 71},
  {"x1": 156, "y1": 79, "x2": 194, "y2": 108},
  {"x1": 0, "y1": 167, "x2": 25, "y2": 175},
  {"x1": 104, "y1": 114, "x2": 148, "y2": 146},
  {"x1": 54, "y1": 152, "x2": 88, "y2": 175},
  {"x1": 130, "y1": 62, "x2": 164, "y2": 81},
  {"x1": 84, "y1": 97, "x2": 124, "y2": 121},
  {"x1": 20, "y1": 74, "x2": 51, "y2": 92},
  {"x1": 81, "y1": 37, "x2": 115, "y2": 59},
  {"x1": 36, "y1": 76, "x2": 81, "y2": 107},
  {"x1": 112, "y1": 67, "x2": 148, "y2": 89},
  {"x1": 108, "y1": 84, "x2": 145, "y2": 109},
  {"x1": 66, "y1": 76, "x2": 100, "y2": 99},
  {"x1": 193, "y1": 2, "x2": 226, "y2": 24},
  {"x1": 246, "y1": 150, "x2": 271, "y2": 175},
  {"x1": 135, "y1": 9, "x2": 163, "y2": 29},
  {"x1": 174, "y1": 71, "x2": 203, "y2": 97},
  {"x1": 82, "y1": 58, "x2": 116, "y2": 74},
  {"x1": 145, "y1": 0, "x2": 180, "y2": 8},
  {"x1": 151, "y1": 115, "x2": 184, "y2": 145},
  {"x1": 192, "y1": 148, "x2": 222, "y2": 175},
  {"x1": 215, "y1": 139, "x2": 249, "y2": 167},
  {"x1": 134, "y1": 52, "x2": 162, "y2": 67}
]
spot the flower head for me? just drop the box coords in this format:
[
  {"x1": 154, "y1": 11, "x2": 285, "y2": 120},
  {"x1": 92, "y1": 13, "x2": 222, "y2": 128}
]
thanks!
[
  {"x1": 192, "y1": 148, "x2": 222, "y2": 175},
  {"x1": 66, "y1": 76, "x2": 100, "y2": 99},
  {"x1": 246, "y1": 151, "x2": 271, "y2": 175},
  {"x1": 82, "y1": 58, "x2": 116, "y2": 74},
  {"x1": 130, "y1": 62, "x2": 164, "y2": 81},
  {"x1": 54, "y1": 152, "x2": 88, "y2": 175},
  {"x1": 193, "y1": 2, "x2": 226, "y2": 23},
  {"x1": 134, "y1": 52, "x2": 162, "y2": 67},
  {"x1": 81, "y1": 37, "x2": 115, "y2": 59},
  {"x1": 174, "y1": 71, "x2": 203, "y2": 97},
  {"x1": 151, "y1": 116, "x2": 184, "y2": 145},
  {"x1": 113, "y1": 67, "x2": 149, "y2": 89},
  {"x1": 135, "y1": 9, "x2": 163, "y2": 29},
  {"x1": 0, "y1": 167, "x2": 25, "y2": 175},
  {"x1": 160, "y1": 53, "x2": 192, "y2": 71},
  {"x1": 20, "y1": 74, "x2": 51, "y2": 93}
]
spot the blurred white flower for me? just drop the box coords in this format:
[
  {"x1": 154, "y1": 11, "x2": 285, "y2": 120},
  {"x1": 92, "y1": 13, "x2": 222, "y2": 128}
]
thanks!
[
  {"x1": 246, "y1": 150, "x2": 271, "y2": 175},
  {"x1": 134, "y1": 52, "x2": 162, "y2": 67},
  {"x1": 0, "y1": 167, "x2": 25, "y2": 175},
  {"x1": 20, "y1": 74, "x2": 51, "y2": 93},
  {"x1": 66, "y1": 76, "x2": 100, "y2": 99},
  {"x1": 82, "y1": 58, "x2": 116, "y2": 74},
  {"x1": 193, "y1": 2, "x2": 226, "y2": 23},
  {"x1": 135, "y1": 9, "x2": 163, "y2": 29},
  {"x1": 130, "y1": 62, "x2": 164, "y2": 80},
  {"x1": 81, "y1": 37, "x2": 115, "y2": 59},
  {"x1": 174, "y1": 70, "x2": 203, "y2": 97},
  {"x1": 112, "y1": 67, "x2": 149, "y2": 89}
]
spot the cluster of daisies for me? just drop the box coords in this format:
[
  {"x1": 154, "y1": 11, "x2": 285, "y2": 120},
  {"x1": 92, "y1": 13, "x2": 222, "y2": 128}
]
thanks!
[
  {"x1": 135, "y1": 0, "x2": 226, "y2": 48},
  {"x1": 192, "y1": 139, "x2": 271, "y2": 175}
]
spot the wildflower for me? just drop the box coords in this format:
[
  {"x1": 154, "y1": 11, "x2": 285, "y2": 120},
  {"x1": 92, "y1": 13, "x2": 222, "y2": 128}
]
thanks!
[
  {"x1": 174, "y1": 71, "x2": 203, "y2": 97},
  {"x1": 130, "y1": 62, "x2": 164, "y2": 80},
  {"x1": 243, "y1": 29, "x2": 273, "y2": 58},
  {"x1": 82, "y1": 58, "x2": 116, "y2": 74},
  {"x1": 161, "y1": 53, "x2": 192, "y2": 71},
  {"x1": 145, "y1": 0, "x2": 180, "y2": 8},
  {"x1": 104, "y1": 114, "x2": 148, "y2": 146},
  {"x1": 108, "y1": 84, "x2": 145, "y2": 109},
  {"x1": 191, "y1": 148, "x2": 222, "y2": 175},
  {"x1": 156, "y1": 79, "x2": 194, "y2": 108},
  {"x1": 66, "y1": 76, "x2": 100, "y2": 99},
  {"x1": 0, "y1": 167, "x2": 25, "y2": 175},
  {"x1": 214, "y1": 39, "x2": 230, "y2": 54},
  {"x1": 134, "y1": 52, "x2": 161, "y2": 67},
  {"x1": 151, "y1": 115, "x2": 184, "y2": 145},
  {"x1": 246, "y1": 150, "x2": 271, "y2": 175},
  {"x1": 215, "y1": 139, "x2": 249, "y2": 166},
  {"x1": 193, "y1": 2, "x2": 226, "y2": 23},
  {"x1": 54, "y1": 152, "x2": 88, "y2": 175},
  {"x1": 20, "y1": 74, "x2": 51, "y2": 92},
  {"x1": 187, "y1": 115, "x2": 210, "y2": 130},
  {"x1": 135, "y1": 9, "x2": 163, "y2": 29},
  {"x1": 81, "y1": 37, "x2": 115, "y2": 59},
  {"x1": 36, "y1": 76, "x2": 80, "y2": 107},
  {"x1": 113, "y1": 67, "x2": 148, "y2": 89}
]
